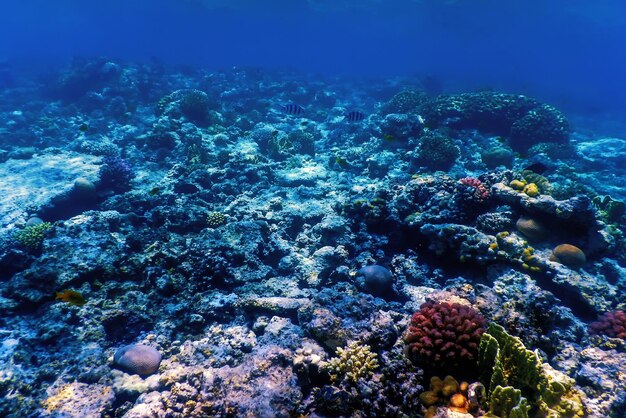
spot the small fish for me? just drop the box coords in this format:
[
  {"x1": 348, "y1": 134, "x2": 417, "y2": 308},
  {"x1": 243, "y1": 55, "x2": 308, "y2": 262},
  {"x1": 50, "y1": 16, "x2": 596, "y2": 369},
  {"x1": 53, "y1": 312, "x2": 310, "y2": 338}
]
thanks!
[
  {"x1": 149, "y1": 187, "x2": 161, "y2": 196},
  {"x1": 523, "y1": 162, "x2": 549, "y2": 174},
  {"x1": 55, "y1": 290, "x2": 86, "y2": 306},
  {"x1": 344, "y1": 111, "x2": 366, "y2": 122},
  {"x1": 382, "y1": 134, "x2": 397, "y2": 141},
  {"x1": 78, "y1": 123, "x2": 89, "y2": 132},
  {"x1": 280, "y1": 103, "x2": 305, "y2": 115}
]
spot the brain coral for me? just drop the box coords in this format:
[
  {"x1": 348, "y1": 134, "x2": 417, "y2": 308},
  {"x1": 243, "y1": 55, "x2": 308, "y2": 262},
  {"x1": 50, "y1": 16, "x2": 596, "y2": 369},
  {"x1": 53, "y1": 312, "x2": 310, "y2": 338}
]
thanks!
[
  {"x1": 404, "y1": 301, "x2": 486, "y2": 373},
  {"x1": 113, "y1": 344, "x2": 162, "y2": 376},
  {"x1": 515, "y1": 215, "x2": 547, "y2": 242},
  {"x1": 550, "y1": 243, "x2": 586, "y2": 269},
  {"x1": 589, "y1": 310, "x2": 626, "y2": 339}
]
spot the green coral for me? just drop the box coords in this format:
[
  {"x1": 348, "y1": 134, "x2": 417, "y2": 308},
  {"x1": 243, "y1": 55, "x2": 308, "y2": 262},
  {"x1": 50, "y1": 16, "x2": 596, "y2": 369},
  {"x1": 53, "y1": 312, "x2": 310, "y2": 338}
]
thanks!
[
  {"x1": 488, "y1": 386, "x2": 529, "y2": 418},
  {"x1": 521, "y1": 170, "x2": 552, "y2": 195},
  {"x1": 324, "y1": 341, "x2": 379, "y2": 384},
  {"x1": 14, "y1": 222, "x2": 52, "y2": 251},
  {"x1": 478, "y1": 323, "x2": 587, "y2": 418},
  {"x1": 592, "y1": 195, "x2": 625, "y2": 223},
  {"x1": 206, "y1": 212, "x2": 226, "y2": 228}
]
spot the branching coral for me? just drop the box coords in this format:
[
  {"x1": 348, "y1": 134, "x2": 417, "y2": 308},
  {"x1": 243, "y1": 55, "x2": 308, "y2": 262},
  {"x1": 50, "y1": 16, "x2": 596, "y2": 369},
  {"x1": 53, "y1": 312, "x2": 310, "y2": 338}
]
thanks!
[
  {"x1": 14, "y1": 222, "x2": 52, "y2": 251},
  {"x1": 324, "y1": 341, "x2": 379, "y2": 384}
]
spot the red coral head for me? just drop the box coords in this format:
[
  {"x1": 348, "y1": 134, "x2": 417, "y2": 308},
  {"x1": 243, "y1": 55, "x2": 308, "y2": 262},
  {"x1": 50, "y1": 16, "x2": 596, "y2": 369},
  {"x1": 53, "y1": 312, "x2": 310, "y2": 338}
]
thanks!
[
  {"x1": 459, "y1": 177, "x2": 490, "y2": 202},
  {"x1": 404, "y1": 301, "x2": 486, "y2": 373}
]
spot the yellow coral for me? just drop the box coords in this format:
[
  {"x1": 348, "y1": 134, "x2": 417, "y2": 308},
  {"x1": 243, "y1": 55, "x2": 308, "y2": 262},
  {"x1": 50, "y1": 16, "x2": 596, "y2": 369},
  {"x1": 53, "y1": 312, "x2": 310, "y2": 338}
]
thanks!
[
  {"x1": 42, "y1": 384, "x2": 76, "y2": 412},
  {"x1": 325, "y1": 341, "x2": 379, "y2": 384},
  {"x1": 523, "y1": 183, "x2": 540, "y2": 197},
  {"x1": 521, "y1": 247, "x2": 542, "y2": 273},
  {"x1": 509, "y1": 179, "x2": 527, "y2": 190}
]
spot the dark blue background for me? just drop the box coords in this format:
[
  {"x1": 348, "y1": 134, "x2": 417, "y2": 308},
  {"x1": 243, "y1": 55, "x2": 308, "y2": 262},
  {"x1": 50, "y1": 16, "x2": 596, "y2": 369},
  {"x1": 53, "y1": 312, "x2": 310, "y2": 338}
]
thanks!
[{"x1": 1, "y1": 0, "x2": 625, "y2": 117}]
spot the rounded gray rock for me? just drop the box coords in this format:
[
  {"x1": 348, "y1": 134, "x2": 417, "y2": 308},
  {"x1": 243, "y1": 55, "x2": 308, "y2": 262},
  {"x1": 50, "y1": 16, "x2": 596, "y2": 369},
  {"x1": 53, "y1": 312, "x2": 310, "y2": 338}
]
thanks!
[{"x1": 113, "y1": 344, "x2": 162, "y2": 376}]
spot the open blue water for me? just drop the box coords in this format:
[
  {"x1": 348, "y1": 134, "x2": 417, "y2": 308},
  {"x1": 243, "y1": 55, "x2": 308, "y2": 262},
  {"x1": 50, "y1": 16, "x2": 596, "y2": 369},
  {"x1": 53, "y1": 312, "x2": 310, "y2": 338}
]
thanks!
[{"x1": 2, "y1": 0, "x2": 626, "y2": 117}]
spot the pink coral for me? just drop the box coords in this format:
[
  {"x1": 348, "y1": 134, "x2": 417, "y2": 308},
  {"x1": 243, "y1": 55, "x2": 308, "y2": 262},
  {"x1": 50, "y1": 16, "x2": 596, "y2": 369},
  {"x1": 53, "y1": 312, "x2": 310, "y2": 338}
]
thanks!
[
  {"x1": 404, "y1": 301, "x2": 486, "y2": 372},
  {"x1": 459, "y1": 177, "x2": 490, "y2": 203},
  {"x1": 589, "y1": 310, "x2": 626, "y2": 339}
]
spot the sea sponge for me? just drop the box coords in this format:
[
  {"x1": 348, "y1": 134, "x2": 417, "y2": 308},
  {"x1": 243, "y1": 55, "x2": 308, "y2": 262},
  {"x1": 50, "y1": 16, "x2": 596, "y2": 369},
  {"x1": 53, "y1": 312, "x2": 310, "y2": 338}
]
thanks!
[
  {"x1": 515, "y1": 216, "x2": 547, "y2": 242},
  {"x1": 113, "y1": 344, "x2": 162, "y2": 376},
  {"x1": 550, "y1": 244, "x2": 586, "y2": 269},
  {"x1": 588, "y1": 310, "x2": 626, "y2": 339},
  {"x1": 404, "y1": 301, "x2": 486, "y2": 373}
]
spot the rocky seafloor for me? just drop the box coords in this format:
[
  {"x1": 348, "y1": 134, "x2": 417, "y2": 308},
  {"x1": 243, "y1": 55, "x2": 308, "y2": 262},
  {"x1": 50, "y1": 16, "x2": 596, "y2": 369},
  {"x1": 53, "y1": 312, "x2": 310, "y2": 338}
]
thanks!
[{"x1": 1, "y1": 58, "x2": 626, "y2": 417}]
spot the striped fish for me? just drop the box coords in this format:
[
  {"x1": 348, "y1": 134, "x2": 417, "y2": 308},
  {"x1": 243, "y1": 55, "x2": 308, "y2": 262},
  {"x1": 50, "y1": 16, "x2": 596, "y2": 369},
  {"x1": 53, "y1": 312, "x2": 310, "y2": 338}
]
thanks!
[
  {"x1": 280, "y1": 103, "x2": 305, "y2": 115},
  {"x1": 345, "y1": 111, "x2": 366, "y2": 122}
]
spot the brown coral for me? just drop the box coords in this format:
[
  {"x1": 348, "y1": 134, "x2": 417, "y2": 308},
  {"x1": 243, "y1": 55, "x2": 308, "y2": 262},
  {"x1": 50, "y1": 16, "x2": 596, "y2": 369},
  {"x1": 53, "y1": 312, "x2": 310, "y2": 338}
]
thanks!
[
  {"x1": 515, "y1": 215, "x2": 547, "y2": 241},
  {"x1": 550, "y1": 243, "x2": 586, "y2": 269}
]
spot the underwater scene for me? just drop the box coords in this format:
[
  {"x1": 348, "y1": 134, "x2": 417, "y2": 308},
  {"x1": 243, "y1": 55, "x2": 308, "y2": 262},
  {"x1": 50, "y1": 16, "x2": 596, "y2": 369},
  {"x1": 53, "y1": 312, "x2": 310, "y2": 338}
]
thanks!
[{"x1": 2, "y1": 0, "x2": 626, "y2": 417}]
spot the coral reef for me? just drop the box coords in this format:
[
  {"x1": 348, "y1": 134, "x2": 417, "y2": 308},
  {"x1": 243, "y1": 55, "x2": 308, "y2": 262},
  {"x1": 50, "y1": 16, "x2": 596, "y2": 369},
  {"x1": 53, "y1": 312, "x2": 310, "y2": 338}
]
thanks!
[
  {"x1": 479, "y1": 323, "x2": 587, "y2": 417},
  {"x1": 13, "y1": 221, "x2": 52, "y2": 252},
  {"x1": 404, "y1": 301, "x2": 486, "y2": 374},
  {"x1": 0, "y1": 59, "x2": 623, "y2": 417},
  {"x1": 323, "y1": 341, "x2": 379, "y2": 384},
  {"x1": 113, "y1": 344, "x2": 162, "y2": 376},
  {"x1": 588, "y1": 310, "x2": 626, "y2": 339},
  {"x1": 420, "y1": 92, "x2": 570, "y2": 152},
  {"x1": 550, "y1": 243, "x2": 587, "y2": 269}
]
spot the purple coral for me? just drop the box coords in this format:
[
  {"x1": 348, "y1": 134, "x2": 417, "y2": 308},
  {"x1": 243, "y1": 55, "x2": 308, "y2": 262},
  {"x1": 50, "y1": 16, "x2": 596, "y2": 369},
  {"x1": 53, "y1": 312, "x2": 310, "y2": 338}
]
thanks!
[
  {"x1": 589, "y1": 310, "x2": 626, "y2": 339},
  {"x1": 98, "y1": 156, "x2": 134, "y2": 191}
]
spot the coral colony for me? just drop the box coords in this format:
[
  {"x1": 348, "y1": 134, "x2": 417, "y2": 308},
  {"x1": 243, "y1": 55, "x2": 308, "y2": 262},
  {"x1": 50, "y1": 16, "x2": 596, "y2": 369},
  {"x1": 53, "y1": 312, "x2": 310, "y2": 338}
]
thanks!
[{"x1": 0, "y1": 58, "x2": 625, "y2": 417}]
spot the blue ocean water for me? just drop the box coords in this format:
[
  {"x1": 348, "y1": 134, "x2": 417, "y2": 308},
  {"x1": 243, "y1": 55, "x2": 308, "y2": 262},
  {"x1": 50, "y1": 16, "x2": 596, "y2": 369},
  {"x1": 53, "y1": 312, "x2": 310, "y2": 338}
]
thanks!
[
  {"x1": 1, "y1": 0, "x2": 626, "y2": 118},
  {"x1": 1, "y1": 1, "x2": 626, "y2": 417}
]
